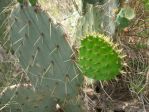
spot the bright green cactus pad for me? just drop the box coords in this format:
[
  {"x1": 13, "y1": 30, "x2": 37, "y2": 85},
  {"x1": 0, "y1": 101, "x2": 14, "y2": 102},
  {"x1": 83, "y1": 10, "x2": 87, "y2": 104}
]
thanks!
[{"x1": 78, "y1": 34, "x2": 123, "y2": 80}]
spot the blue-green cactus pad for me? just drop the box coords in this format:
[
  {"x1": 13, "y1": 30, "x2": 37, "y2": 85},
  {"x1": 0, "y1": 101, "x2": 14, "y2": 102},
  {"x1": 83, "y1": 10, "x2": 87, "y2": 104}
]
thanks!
[{"x1": 9, "y1": 3, "x2": 83, "y2": 100}]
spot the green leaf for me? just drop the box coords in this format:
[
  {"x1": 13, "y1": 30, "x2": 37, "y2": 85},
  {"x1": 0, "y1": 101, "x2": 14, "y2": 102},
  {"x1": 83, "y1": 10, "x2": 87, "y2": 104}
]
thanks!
[
  {"x1": 17, "y1": 0, "x2": 37, "y2": 6},
  {"x1": 116, "y1": 15, "x2": 130, "y2": 28},
  {"x1": 17, "y1": 0, "x2": 23, "y2": 4},
  {"x1": 29, "y1": 0, "x2": 37, "y2": 6},
  {"x1": 143, "y1": 0, "x2": 149, "y2": 10}
]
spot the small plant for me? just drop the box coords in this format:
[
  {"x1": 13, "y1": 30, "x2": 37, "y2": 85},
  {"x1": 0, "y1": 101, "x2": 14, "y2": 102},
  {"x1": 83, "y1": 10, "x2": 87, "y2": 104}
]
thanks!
[
  {"x1": 143, "y1": 0, "x2": 149, "y2": 10},
  {"x1": 116, "y1": 6, "x2": 135, "y2": 29},
  {"x1": 78, "y1": 34, "x2": 124, "y2": 80}
]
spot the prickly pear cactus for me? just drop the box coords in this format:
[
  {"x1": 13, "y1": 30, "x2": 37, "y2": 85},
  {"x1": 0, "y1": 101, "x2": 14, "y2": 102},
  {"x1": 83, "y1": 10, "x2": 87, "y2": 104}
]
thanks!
[
  {"x1": 75, "y1": 0, "x2": 119, "y2": 39},
  {"x1": 0, "y1": 1, "x2": 84, "y2": 112},
  {"x1": 10, "y1": 2, "x2": 83, "y2": 99},
  {"x1": 78, "y1": 34, "x2": 123, "y2": 80},
  {"x1": 76, "y1": 5, "x2": 102, "y2": 37}
]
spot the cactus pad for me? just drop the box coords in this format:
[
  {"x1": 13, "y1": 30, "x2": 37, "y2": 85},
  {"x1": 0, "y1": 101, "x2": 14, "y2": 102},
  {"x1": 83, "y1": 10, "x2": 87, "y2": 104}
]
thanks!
[
  {"x1": 0, "y1": 83, "x2": 84, "y2": 112},
  {"x1": 78, "y1": 34, "x2": 123, "y2": 80},
  {"x1": 0, "y1": 2, "x2": 84, "y2": 112},
  {"x1": 9, "y1": 3, "x2": 83, "y2": 100},
  {"x1": 0, "y1": 84, "x2": 57, "y2": 112}
]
